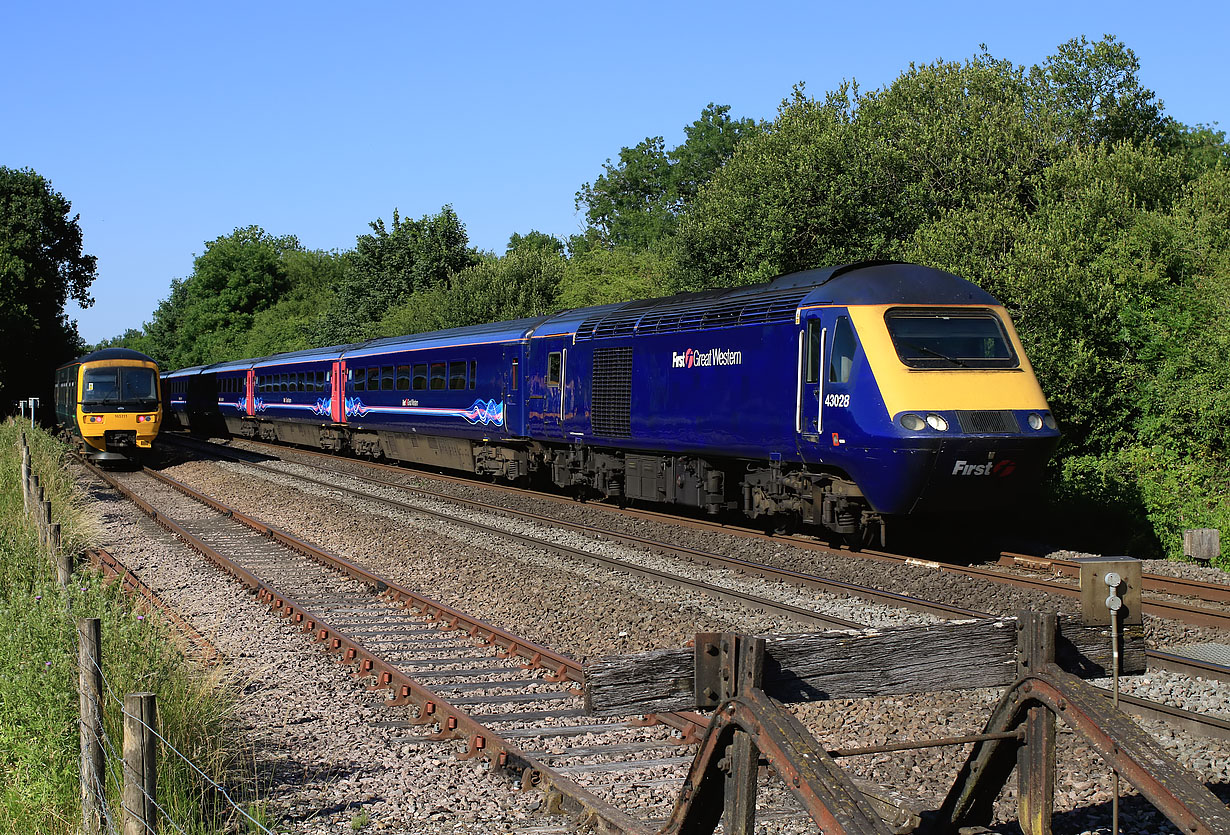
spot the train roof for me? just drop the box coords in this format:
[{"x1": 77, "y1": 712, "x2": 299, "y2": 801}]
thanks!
[
  {"x1": 62, "y1": 347, "x2": 158, "y2": 369},
  {"x1": 161, "y1": 364, "x2": 208, "y2": 378},
  {"x1": 565, "y1": 262, "x2": 999, "y2": 341}
]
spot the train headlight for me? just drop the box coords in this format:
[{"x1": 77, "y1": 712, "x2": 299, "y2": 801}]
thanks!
[
  {"x1": 1043, "y1": 413, "x2": 1058, "y2": 430},
  {"x1": 925, "y1": 414, "x2": 949, "y2": 431},
  {"x1": 899, "y1": 413, "x2": 926, "y2": 431},
  {"x1": 1027, "y1": 413, "x2": 1044, "y2": 430},
  {"x1": 87, "y1": 415, "x2": 105, "y2": 423},
  {"x1": 137, "y1": 415, "x2": 155, "y2": 423}
]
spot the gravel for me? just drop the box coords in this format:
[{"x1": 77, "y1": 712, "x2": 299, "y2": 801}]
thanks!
[{"x1": 78, "y1": 444, "x2": 1230, "y2": 834}]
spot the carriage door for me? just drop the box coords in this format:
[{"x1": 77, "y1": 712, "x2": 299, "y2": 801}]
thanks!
[
  {"x1": 527, "y1": 338, "x2": 567, "y2": 439},
  {"x1": 797, "y1": 315, "x2": 826, "y2": 441},
  {"x1": 331, "y1": 360, "x2": 346, "y2": 423},
  {"x1": 245, "y1": 369, "x2": 256, "y2": 416}
]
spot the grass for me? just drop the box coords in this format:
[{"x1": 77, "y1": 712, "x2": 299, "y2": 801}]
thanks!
[{"x1": 0, "y1": 420, "x2": 257, "y2": 834}]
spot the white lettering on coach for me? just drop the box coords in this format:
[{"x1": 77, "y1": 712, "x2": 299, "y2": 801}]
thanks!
[{"x1": 671, "y1": 348, "x2": 743, "y2": 369}]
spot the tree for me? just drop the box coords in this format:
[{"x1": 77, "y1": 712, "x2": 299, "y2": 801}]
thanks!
[
  {"x1": 142, "y1": 227, "x2": 302, "y2": 368},
  {"x1": 575, "y1": 104, "x2": 758, "y2": 250},
  {"x1": 315, "y1": 205, "x2": 480, "y2": 344},
  {"x1": 0, "y1": 167, "x2": 96, "y2": 407},
  {"x1": 507, "y1": 230, "x2": 565, "y2": 257}
]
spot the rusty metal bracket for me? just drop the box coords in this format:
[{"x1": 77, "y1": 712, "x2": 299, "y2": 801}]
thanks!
[
  {"x1": 938, "y1": 611, "x2": 1230, "y2": 835},
  {"x1": 658, "y1": 631, "x2": 894, "y2": 835}
]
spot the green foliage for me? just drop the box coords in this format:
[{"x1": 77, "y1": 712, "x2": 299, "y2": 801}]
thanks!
[
  {"x1": 372, "y1": 248, "x2": 564, "y2": 337},
  {"x1": 316, "y1": 206, "x2": 480, "y2": 344},
  {"x1": 138, "y1": 227, "x2": 308, "y2": 369},
  {"x1": 575, "y1": 103, "x2": 758, "y2": 251},
  {"x1": 506, "y1": 229, "x2": 565, "y2": 257},
  {"x1": 557, "y1": 246, "x2": 669, "y2": 310},
  {"x1": 0, "y1": 422, "x2": 245, "y2": 832},
  {"x1": 241, "y1": 249, "x2": 341, "y2": 358},
  {"x1": 0, "y1": 168, "x2": 95, "y2": 406}
]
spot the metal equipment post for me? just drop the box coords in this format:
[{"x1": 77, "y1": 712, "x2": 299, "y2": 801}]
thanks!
[{"x1": 1106, "y1": 571, "x2": 1124, "y2": 835}]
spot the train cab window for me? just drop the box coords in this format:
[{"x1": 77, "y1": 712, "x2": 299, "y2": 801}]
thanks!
[
  {"x1": 449, "y1": 361, "x2": 466, "y2": 390},
  {"x1": 381, "y1": 365, "x2": 395, "y2": 391},
  {"x1": 884, "y1": 308, "x2": 1018, "y2": 369},
  {"x1": 829, "y1": 317, "x2": 856, "y2": 384},
  {"x1": 413, "y1": 363, "x2": 427, "y2": 391},
  {"x1": 354, "y1": 369, "x2": 365, "y2": 392},
  {"x1": 547, "y1": 352, "x2": 562, "y2": 387},
  {"x1": 396, "y1": 365, "x2": 410, "y2": 390},
  {"x1": 430, "y1": 362, "x2": 446, "y2": 390},
  {"x1": 805, "y1": 320, "x2": 822, "y2": 383},
  {"x1": 468, "y1": 360, "x2": 477, "y2": 390},
  {"x1": 367, "y1": 367, "x2": 380, "y2": 391},
  {"x1": 511, "y1": 359, "x2": 518, "y2": 390}
]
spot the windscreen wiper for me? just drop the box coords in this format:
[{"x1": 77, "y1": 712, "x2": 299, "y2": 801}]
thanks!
[{"x1": 902, "y1": 342, "x2": 969, "y2": 367}]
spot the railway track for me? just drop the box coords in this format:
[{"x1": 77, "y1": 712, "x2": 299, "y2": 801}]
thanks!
[
  {"x1": 78, "y1": 458, "x2": 852, "y2": 830},
  {"x1": 73, "y1": 448, "x2": 1230, "y2": 832},
  {"x1": 167, "y1": 434, "x2": 1230, "y2": 621},
  {"x1": 153, "y1": 439, "x2": 1230, "y2": 733},
  {"x1": 162, "y1": 436, "x2": 1230, "y2": 671}
]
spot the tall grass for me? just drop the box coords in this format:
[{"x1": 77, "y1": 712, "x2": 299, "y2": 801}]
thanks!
[{"x1": 0, "y1": 420, "x2": 251, "y2": 834}]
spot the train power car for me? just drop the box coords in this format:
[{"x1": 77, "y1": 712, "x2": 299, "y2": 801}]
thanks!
[
  {"x1": 168, "y1": 262, "x2": 1059, "y2": 543},
  {"x1": 55, "y1": 348, "x2": 162, "y2": 463}
]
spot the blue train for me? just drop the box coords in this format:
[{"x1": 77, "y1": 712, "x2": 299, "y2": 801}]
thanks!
[{"x1": 163, "y1": 262, "x2": 1059, "y2": 544}]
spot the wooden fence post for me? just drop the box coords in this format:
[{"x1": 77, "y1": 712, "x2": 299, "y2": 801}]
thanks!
[
  {"x1": 123, "y1": 692, "x2": 158, "y2": 835},
  {"x1": 78, "y1": 619, "x2": 106, "y2": 835}
]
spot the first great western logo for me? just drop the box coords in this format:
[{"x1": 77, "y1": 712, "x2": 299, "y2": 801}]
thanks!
[{"x1": 671, "y1": 348, "x2": 744, "y2": 369}]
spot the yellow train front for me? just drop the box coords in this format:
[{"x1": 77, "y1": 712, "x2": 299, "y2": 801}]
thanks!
[{"x1": 54, "y1": 348, "x2": 162, "y2": 463}]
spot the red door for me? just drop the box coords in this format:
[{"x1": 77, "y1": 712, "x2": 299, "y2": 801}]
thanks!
[
  {"x1": 246, "y1": 369, "x2": 256, "y2": 416},
  {"x1": 331, "y1": 361, "x2": 346, "y2": 423}
]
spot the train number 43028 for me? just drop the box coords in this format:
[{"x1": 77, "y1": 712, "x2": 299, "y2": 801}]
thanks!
[{"x1": 824, "y1": 393, "x2": 851, "y2": 408}]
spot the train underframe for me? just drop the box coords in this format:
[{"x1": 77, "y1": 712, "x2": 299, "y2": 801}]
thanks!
[{"x1": 226, "y1": 416, "x2": 881, "y2": 544}]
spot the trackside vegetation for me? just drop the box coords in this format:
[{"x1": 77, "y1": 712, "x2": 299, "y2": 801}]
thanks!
[
  {"x1": 0, "y1": 421, "x2": 244, "y2": 834},
  {"x1": 48, "y1": 34, "x2": 1229, "y2": 565}
]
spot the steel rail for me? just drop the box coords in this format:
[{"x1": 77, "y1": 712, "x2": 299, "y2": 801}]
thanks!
[
  {"x1": 169, "y1": 435, "x2": 981, "y2": 623},
  {"x1": 77, "y1": 457, "x2": 676, "y2": 833},
  {"x1": 160, "y1": 451, "x2": 868, "y2": 632},
  {"x1": 164, "y1": 437, "x2": 1230, "y2": 700},
  {"x1": 169, "y1": 434, "x2": 1230, "y2": 631},
  {"x1": 157, "y1": 443, "x2": 1230, "y2": 743},
  {"x1": 84, "y1": 547, "x2": 222, "y2": 663},
  {"x1": 999, "y1": 551, "x2": 1230, "y2": 605}
]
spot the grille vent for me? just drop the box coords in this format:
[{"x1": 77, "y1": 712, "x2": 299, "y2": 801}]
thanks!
[
  {"x1": 591, "y1": 347, "x2": 633, "y2": 437},
  {"x1": 576, "y1": 288, "x2": 810, "y2": 341},
  {"x1": 956, "y1": 410, "x2": 1019, "y2": 434}
]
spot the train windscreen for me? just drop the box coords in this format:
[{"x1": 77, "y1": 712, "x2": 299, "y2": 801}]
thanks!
[
  {"x1": 82, "y1": 367, "x2": 159, "y2": 407},
  {"x1": 884, "y1": 308, "x2": 1018, "y2": 369}
]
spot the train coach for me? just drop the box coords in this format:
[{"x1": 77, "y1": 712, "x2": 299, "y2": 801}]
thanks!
[
  {"x1": 55, "y1": 348, "x2": 162, "y2": 463},
  {"x1": 166, "y1": 261, "x2": 1060, "y2": 544}
]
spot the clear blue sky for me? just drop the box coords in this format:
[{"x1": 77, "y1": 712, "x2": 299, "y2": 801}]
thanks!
[{"x1": 2, "y1": 1, "x2": 1225, "y2": 345}]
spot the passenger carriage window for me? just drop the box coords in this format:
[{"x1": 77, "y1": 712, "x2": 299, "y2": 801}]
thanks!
[
  {"x1": 413, "y1": 363, "x2": 427, "y2": 390},
  {"x1": 805, "y1": 320, "x2": 822, "y2": 383},
  {"x1": 354, "y1": 369, "x2": 365, "y2": 392},
  {"x1": 381, "y1": 365, "x2": 395, "y2": 391},
  {"x1": 547, "y1": 352, "x2": 561, "y2": 387},
  {"x1": 449, "y1": 361, "x2": 466, "y2": 390},
  {"x1": 367, "y1": 367, "x2": 380, "y2": 391},
  {"x1": 830, "y1": 317, "x2": 856, "y2": 384},
  {"x1": 396, "y1": 365, "x2": 410, "y2": 390},
  {"x1": 430, "y1": 362, "x2": 446, "y2": 390},
  {"x1": 468, "y1": 360, "x2": 476, "y2": 390}
]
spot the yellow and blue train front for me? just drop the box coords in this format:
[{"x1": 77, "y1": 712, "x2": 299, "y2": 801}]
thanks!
[
  {"x1": 77, "y1": 360, "x2": 162, "y2": 460},
  {"x1": 840, "y1": 304, "x2": 1059, "y2": 515}
]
